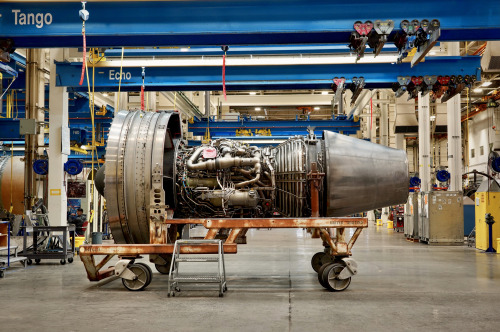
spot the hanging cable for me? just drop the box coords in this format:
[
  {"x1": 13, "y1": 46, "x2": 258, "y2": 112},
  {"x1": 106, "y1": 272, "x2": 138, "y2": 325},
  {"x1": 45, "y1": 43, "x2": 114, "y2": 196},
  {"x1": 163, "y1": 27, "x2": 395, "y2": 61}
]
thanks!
[
  {"x1": 117, "y1": 47, "x2": 124, "y2": 111},
  {"x1": 78, "y1": 1, "x2": 89, "y2": 86},
  {"x1": 221, "y1": 46, "x2": 229, "y2": 101},
  {"x1": 465, "y1": 87, "x2": 470, "y2": 173},
  {"x1": 141, "y1": 67, "x2": 145, "y2": 111},
  {"x1": 9, "y1": 141, "x2": 14, "y2": 213},
  {"x1": 0, "y1": 76, "x2": 17, "y2": 101}
]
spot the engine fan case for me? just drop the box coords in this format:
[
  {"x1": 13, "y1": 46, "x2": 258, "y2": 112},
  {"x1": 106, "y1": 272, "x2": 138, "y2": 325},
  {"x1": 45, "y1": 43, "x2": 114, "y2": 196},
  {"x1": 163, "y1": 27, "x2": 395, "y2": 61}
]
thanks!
[{"x1": 104, "y1": 110, "x2": 181, "y2": 244}]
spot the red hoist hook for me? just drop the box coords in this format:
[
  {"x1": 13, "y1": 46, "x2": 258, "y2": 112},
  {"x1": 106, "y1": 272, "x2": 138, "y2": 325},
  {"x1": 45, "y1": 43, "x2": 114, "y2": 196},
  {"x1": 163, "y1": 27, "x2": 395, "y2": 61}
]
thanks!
[
  {"x1": 221, "y1": 45, "x2": 229, "y2": 101},
  {"x1": 78, "y1": 1, "x2": 89, "y2": 86}
]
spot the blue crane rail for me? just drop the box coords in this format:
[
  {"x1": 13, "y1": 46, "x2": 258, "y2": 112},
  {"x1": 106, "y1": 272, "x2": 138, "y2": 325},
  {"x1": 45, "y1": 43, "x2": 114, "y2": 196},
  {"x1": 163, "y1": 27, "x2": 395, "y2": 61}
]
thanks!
[
  {"x1": 0, "y1": 1, "x2": 499, "y2": 47},
  {"x1": 188, "y1": 118, "x2": 360, "y2": 137},
  {"x1": 55, "y1": 56, "x2": 481, "y2": 92}
]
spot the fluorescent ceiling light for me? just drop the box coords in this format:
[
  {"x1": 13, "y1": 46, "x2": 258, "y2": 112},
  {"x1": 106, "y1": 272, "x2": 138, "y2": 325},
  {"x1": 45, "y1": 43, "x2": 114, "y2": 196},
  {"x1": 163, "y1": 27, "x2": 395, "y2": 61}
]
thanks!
[
  {"x1": 321, "y1": 91, "x2": 329, "y2": 95},
  {"x1": 102, "y1": 93, "x2": 109, "y2": 97},
  {"x1": 249, "y1": 92, "x2": 257, "y2": 95},
  {"x1": 180, "y1": 48, "x2": 189, "y2": 52},
  {"x1": 473, "y1": 88, "x2": 483, "y2": 93},
  {"x1": 429, "y1": 51, "x2": 436, "y2": 56},
  {"x1": 314, "y1": 107, "x2": 320, "y2": 110},
  {"x1": 91, "y1": 54, "x2": 400, "y2": 68},
  {"x1": 255, "y1": 107, "x2": 261, "y2": 111},
  {"x1": 481, "y1": 81, "x2": 492, "y2": 87}
]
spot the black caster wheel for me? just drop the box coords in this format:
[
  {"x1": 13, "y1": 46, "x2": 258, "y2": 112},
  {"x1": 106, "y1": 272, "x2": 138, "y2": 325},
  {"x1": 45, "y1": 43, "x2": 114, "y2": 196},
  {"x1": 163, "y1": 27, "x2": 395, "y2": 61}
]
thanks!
[
  {"x1": 68, "y1": 257, "x2": 74, "y2": 263},
  {"x1": 60, "y1": 259, "x2": 66, "y2": 265},
  {"x1": 27, "y1": 259, "x2": 33, "y2": 265},
  {"x1": 122, "y1": 263, "x2": 150, "y2": 291},
  {"x1": 135, "y1": 262, "x2": 153, "y2": 288},
  {"x1": 0, "y1": 270, "x2": 4, "y2": 278},
  {"x1": 317, "y1": 262, "x2": 331, "y2": 289},
  {"x1": 312, "y1": 252, "x2": 335, "y2": 272},
  {"x1": 35, "y1": 258, "x2": 41, "y2": 264},
  {"x1": 155, "y1": 263, "x2": 170, "y2": 274},
  {"x1": 219, "y1": 292, "x2": 224, "y2": 297},
  {"x1": 321, "y1": 263, "x2": 351, "y2": 292}
]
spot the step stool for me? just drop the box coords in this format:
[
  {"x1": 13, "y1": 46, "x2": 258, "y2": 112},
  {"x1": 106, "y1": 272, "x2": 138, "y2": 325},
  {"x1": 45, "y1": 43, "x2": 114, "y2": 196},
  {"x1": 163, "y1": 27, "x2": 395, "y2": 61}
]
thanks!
[{"x1": 167, "y1": 239, "x2": 227, "y2": 297}]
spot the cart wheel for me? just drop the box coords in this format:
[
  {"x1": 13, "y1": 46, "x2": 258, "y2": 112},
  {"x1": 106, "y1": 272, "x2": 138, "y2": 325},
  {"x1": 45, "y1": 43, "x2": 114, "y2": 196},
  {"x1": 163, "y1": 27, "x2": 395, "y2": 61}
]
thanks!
[
  {"x1": 219, "y1": 292, "x2": 224, "y2": 298},
  {"x1": 135, "y1": 262, "x2": 153, "y2": 287},
  {"x1": 321, "y1": 263, "x2": 351, "y2": 292},
  {"x1": 0, "y1": 270, "x2": 4, "y2": 278},
  {"x1": 155, "y1": 263, "x2": 170, "y2": 274},
  {"x1": 60, "y1": 259, "x2": 66, "y2": 265},
  {"x1": 311, "y1": 252, "x2": 325, "y2": 272},
  {"x1": 27, "y1": 259, "x2": 32, "y2": 265},
  {"x1": 317, "y1": 262, "x2": 330, "y2": 289},
  {"x1": 35, "y1": 258, "x2": 41, "y2": 264},
  {"x1": 311, "y1": 252, "x2": 335, "y2": 272},
  {"x1": 122, "y1": 263, "x2": 150, "y2": 291},
  {"x1": 68, "y1": 257, "x2": 74, "y2": 264}
]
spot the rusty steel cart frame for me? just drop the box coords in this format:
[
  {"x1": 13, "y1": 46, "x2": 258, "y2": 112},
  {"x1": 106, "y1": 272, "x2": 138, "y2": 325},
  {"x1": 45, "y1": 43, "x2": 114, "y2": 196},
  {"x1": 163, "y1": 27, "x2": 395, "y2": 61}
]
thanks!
[
  {"x1": 79, "y1": 216, "x2": 367, "y2": 290},
  {"x1": 80, "y1": 164, "x2": 368, "y2": 291}
]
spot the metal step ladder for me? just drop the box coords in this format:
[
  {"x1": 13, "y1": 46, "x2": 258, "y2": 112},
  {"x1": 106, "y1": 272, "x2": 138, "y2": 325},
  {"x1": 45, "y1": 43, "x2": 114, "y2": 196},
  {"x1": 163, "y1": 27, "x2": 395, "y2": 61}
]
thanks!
[{"x1": 167, "y1": 239, "x2": 227, "y2": 297}]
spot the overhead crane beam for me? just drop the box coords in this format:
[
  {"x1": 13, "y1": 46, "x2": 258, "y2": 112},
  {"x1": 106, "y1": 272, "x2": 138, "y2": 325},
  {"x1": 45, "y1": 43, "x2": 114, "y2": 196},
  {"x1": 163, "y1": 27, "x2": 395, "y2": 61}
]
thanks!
[
  {"x1": 103, "y1": 45, "x2": 399, "y2": 57},
  {"x1": 54, "y1": 56, "x2": 481, "y2": 92},
  {"x1": 188, "y1": 117, "x2": 360, "y2": 137},
  {"x1": 0, "y1": 1, "x2": 499, "y2": 48}
]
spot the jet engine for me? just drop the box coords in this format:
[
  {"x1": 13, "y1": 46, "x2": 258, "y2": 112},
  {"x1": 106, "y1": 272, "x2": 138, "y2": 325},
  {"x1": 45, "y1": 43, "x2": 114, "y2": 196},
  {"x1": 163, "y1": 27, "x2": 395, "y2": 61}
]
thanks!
[{"x1": 99, "y1": 110, "x2": 409, "y2": 245}]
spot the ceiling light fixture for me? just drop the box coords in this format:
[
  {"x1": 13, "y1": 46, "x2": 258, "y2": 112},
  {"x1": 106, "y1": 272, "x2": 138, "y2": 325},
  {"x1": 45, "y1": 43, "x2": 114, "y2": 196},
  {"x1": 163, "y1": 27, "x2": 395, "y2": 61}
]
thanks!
[
  {"x1": 473, "y1": 88, "x2": 483, "y2": 93},
  {"x1": 314, "y1": 107, "x2": 320, "y2": 110},
  {"x1": 102, "y1": 93, "x2": 109, "y2": 97},
  {"x1": 481, "y1": 81, "x2": 492, "y2": 87},
  {"x1": 321, "y1": 91, "x2": 329, "y2": 95},
  {"x1": 429, "y1": 51, "x2": 436, "y2": 56},
  {"x1": 180, "y1": 48, "x2": 189, "y2": 52},
  {"x1": 249, "y1": 92, "x2": 257, "y2": 95},
  {"x1": 255, "y1": 107, "x2": 261, "y2": 111}
]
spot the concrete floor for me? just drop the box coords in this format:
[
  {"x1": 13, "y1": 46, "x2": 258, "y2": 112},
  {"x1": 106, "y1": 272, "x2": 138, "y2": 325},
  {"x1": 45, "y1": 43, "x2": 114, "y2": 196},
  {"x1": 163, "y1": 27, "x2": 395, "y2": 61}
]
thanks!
[{"x1": 1, "y1": 225, "x2": 499, "y2": 332}]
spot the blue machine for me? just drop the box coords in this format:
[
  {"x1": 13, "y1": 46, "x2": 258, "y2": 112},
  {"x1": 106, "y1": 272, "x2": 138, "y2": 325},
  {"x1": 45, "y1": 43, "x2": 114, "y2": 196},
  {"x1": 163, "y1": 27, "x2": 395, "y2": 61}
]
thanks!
[
  {"x1": 409, "y1": 176, "x2": 421, "y2": 188},
  {"x1": 33, "y1": 159, "x2": 48, "y2": 175},
  {"x1": 64, "y1": 160, "x2": 84, "y2": 176},
  {"x1": 436, "y1": 169, "x2": 451, "y2": 183}
]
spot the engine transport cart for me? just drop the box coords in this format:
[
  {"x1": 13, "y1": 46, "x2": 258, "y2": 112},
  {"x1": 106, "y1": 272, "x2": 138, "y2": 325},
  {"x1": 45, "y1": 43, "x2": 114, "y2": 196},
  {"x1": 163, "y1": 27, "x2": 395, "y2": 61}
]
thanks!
[
  {"x1": 80, "y1": 166, "x2": 368, "y2": 292},
  {"x1": 23, "y1": 225, "x2": 76, "y2": 265}
]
